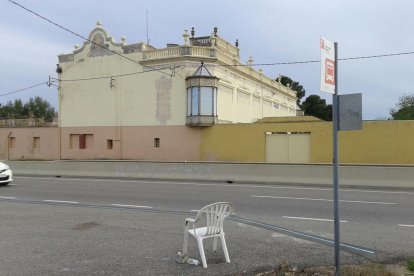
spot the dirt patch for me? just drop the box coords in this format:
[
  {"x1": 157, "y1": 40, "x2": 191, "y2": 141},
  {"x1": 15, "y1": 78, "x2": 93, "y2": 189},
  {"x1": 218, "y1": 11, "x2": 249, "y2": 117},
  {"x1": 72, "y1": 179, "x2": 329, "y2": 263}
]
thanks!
[
  {"x1": 71, "y1": 221, "x2": 100, "y2": 231},
  {"x1": 250, "y1": 261, "x2": 411, "y2": 276}
]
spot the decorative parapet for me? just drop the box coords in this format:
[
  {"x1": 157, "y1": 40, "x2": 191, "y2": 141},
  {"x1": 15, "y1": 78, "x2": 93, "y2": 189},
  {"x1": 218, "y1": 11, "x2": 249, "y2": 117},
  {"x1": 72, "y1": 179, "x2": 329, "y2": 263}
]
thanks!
[
  {"x1": 58, "y1": 22, "x2": 146, "y2": 63},
  {"x1": 189, "y1": 35, "x2": 239, "y2": 59},
  {"x1": 142, "y1": 33, "x2": 239, "y2": 63},
  {"x1": 189, "y1": 36, "x2": 212, "y2": 46},
  {"x1": 142, "y1": 46, "x2": 216, "y2": 60},
  {"x1": 214, "y1": 36, "x2": 240, "y2": 60}
]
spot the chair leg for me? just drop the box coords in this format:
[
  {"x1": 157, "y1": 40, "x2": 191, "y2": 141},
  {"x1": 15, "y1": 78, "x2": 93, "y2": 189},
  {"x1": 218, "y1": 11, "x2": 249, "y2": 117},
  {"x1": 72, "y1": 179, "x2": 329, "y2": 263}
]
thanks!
[
  {"x1": 213, "y1": 237, "x2": 218, "y2": 252},
  {"x1": 197, "y1": 237, "x2": 208, "y2": 268},
  {"x1": 220, "y1": 233, "x2": 230, "y2": 263},
  {"x1": 183, "y1": 230, "x2": 189, "y2": 255}
]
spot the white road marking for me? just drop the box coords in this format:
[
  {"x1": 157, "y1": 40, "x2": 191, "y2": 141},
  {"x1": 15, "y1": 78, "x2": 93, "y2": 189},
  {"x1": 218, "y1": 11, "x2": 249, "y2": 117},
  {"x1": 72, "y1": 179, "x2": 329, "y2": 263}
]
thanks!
[
  {"x1": 251, "y1": 195, "x2": 397, "y2": 205},
  {"x1": 15, "y1": 176, "x2": 414, "y2": 195},
  {"x1": 43, "y1": 200, "x2": 79, "y2": 204},
  {"x1": 0, "y1": 196, "x2": 16, "y2": 199},
  {"x1": 282, "y1": 216, "x2": 348, "y2": 223},
  {"x1": 399, "y1": 224, "x2": 414, "y2": 227},
  {"x1": 111, "y1": 204, "x2": 153, "y2": 209}
]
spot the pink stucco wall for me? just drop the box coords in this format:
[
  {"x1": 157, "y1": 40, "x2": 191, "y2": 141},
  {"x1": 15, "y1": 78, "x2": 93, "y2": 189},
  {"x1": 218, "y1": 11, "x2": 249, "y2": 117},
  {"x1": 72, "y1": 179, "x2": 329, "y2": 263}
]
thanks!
[
  {"x1": 121, "y1": 126, "x2": 201, "y2": 161},
  {"x1": 60, "y1": 127, "x2": 121, "y2": 160},
  {"x1": 0, "y1": 126, "x2": 201, "y2": 161},
  {"x1": 61, "y1": 126, "x2": 201, "y2": 161},
  {"x1": 0, "y1": 127, "x2": 60, "y2": 160}
]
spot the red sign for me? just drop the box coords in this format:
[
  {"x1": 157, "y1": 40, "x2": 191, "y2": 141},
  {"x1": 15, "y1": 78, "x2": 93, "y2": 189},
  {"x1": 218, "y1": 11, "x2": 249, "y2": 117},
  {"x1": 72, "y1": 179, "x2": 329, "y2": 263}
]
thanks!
[{"x1": 320, "y1": 37, "x2": 335, "y2": 94}]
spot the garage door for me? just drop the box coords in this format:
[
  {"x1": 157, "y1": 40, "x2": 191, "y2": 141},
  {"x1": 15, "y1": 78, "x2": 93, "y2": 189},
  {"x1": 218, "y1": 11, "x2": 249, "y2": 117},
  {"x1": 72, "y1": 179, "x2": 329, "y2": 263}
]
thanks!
[{"x1": 265, "y1": 132, "x2": 311, "y2": 163}]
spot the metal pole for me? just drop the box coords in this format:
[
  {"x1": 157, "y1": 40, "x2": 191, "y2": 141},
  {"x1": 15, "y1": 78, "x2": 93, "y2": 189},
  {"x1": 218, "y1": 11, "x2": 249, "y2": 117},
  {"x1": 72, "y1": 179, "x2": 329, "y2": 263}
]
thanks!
[{"x1": 333, "y1": 42, "x2": 340, "y2": 275}]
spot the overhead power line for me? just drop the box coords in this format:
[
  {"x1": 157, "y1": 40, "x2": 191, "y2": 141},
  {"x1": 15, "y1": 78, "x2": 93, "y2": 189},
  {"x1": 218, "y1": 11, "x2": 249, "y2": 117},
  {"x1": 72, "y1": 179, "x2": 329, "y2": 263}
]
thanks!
[
  {"x1": 0, "y1": 65, "x2": 175, "y2": 96},
  {"x1": 0, "y1": 82, "x2": 48, "y2": 97},
  {"x1": 7, "y1": 0, "x2": 174, "y2": 77},
  {"x1": 7, "y1": 0, "x2": 414, "y2": 93},
  {"x1": 220, "y1": 50, "x2": 414, "y2": 67},
  {"x1": 339, "y1": 51, "x2": 414, "y2": 61},
  {"x1": 51, "y1": 65, "x2": 175, "y2": 82},
  {"x1": 10, "y1": 1, "x2": 414, "y2": 72}
]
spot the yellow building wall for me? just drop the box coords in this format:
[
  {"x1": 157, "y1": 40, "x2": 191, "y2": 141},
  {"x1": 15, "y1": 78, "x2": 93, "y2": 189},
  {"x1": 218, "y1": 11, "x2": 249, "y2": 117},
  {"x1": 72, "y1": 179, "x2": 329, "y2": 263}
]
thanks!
[
  {"x1": 200, "y1": 118, "x2": 414, "y2": 165},
  {"x1": 339, "y1": 120, "x2": 414, "y2": 164},
  {"x1": 200, "y1": 118, "x2": 329, "y2": 162}
]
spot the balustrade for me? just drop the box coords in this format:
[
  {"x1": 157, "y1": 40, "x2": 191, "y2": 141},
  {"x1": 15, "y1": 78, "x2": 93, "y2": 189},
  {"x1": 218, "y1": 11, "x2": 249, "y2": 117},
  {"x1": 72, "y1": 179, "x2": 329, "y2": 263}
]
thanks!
[{"x1": 143, "y1": 46, "x2": 216, "y2": 60}]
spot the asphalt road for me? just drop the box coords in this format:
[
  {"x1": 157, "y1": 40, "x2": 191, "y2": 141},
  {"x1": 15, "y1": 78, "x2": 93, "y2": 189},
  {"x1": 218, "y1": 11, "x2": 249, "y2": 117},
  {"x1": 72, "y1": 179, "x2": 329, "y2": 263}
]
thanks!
[{"x1": 0, "y1": 176, "x2": 413, "y2": 275}]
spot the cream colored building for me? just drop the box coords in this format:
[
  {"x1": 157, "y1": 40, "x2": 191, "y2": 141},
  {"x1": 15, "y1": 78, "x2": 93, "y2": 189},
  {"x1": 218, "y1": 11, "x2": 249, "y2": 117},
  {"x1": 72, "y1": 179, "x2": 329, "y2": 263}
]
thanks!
[
  {"x1": 54, "y1": 22, "x2": 298, "y2": 160},
  {"x1": 2, "y1": 23, "x2": 413, "y2": 164}
]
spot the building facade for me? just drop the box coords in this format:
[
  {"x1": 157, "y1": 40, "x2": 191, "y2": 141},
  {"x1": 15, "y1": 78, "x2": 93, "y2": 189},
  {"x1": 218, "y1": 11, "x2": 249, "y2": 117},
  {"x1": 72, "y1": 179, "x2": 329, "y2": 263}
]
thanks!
[
  {"x1": 2, "y1": 23, "x2": 413, "y2": 165},
  {"x1": 55, "y1": 22, "x2": 298, "y2": 160}
]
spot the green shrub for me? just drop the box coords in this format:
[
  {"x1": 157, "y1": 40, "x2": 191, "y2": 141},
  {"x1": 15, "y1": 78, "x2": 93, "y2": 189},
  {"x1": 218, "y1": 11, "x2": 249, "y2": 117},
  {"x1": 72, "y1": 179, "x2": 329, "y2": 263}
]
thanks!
[{"x1": 408, "y1": 259, "x2": 414, "y2": 272}]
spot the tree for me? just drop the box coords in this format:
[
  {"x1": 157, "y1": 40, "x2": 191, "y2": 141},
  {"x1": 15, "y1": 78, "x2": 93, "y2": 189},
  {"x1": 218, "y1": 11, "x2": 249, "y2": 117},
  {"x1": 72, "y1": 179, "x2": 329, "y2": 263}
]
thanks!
[
  {"x1": 13, "y1": 99, "x2": 24, "y2": 117},
  {"x1": 276, "y1": 75, "x2": 306, "y2": 106},
  {"x1": 24, "y1": 97, "x2": 56, "y2": 122},
  {"x1": 301, "y1": 95, "x2": 332, "y2": 121},
  {"x1": 275, "y1": 75, "x2": 331, "y2": 120},
  {"x1": 390, "y1": 94, "x2": 414, "y2": 120},
  {"x1": 0, "y1": 101, "x2": 14, "y2": 118},
  {"x1": 0, "y1": 97, "x2": 56, "y2": 122}
]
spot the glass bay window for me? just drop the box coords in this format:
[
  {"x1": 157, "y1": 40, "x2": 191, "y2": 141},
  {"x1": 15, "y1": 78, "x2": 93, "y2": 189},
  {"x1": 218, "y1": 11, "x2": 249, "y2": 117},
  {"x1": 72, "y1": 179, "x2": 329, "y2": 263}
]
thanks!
[
  {"x1": 187, "y1": 86, "x2": 218, "y2": 116},
  {"x1": 185, "y1": 62, "x2": 219, "y2": 126}
]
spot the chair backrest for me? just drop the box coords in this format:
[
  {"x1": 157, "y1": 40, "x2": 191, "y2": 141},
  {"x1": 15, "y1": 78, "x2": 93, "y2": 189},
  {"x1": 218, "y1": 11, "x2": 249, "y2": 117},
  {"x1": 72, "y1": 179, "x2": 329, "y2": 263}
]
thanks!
[{"x1": 196, "y1": 202, "x2": 234, "y2": 235}]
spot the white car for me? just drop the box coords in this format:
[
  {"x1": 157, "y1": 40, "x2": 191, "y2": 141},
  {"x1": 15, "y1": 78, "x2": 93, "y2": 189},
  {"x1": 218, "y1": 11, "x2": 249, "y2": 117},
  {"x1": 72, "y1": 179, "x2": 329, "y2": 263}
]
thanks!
[{"x1": 0, "y1": 162, "x2": 13, "y2": 186}]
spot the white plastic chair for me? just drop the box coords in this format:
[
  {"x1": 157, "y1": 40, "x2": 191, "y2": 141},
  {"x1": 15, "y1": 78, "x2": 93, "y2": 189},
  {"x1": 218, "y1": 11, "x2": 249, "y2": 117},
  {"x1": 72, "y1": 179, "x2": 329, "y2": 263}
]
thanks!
[{"x1": 182, "y1": 202, "x2": 234, "y2": 268}]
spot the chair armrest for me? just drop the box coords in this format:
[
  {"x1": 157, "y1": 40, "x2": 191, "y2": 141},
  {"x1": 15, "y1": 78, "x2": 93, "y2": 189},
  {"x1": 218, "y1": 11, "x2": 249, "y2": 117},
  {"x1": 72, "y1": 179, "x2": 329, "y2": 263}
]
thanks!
[
  {"x1": 184, "y1": 218, "x2": 197, "y2": 230},
  {"x1": 185, "y1": 218, "x2": 196, "y2": 224}
]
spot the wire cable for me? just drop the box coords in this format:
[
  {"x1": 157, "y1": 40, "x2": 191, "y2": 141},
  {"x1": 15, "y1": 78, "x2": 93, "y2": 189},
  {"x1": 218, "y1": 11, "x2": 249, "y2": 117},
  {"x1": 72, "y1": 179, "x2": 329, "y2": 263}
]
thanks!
[
  {"x1": 220, "y1": 50, "x2": 414, "y2": 67},
  {"x1": 0, "y1": 82, "x2": 48, "y2": 97},
  {"x1": 339, "y1": 51, "x2": 414, "y2": 61},
  {"x1": 51, "y1": 65, "x2": 174, "y2": 82},
  {"x1": 7, "y1": 0, "x2": 174, "y2": 77},
  {"x1": 7, "y1": 0, "x2": 414, "y2": 72}
]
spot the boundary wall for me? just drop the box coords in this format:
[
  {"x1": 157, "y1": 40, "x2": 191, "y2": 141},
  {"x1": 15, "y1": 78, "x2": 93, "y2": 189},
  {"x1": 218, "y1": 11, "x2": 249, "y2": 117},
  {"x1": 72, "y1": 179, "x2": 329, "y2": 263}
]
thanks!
[{"x1": 6, "y1": 161, "x2": 414, "y2": 189}]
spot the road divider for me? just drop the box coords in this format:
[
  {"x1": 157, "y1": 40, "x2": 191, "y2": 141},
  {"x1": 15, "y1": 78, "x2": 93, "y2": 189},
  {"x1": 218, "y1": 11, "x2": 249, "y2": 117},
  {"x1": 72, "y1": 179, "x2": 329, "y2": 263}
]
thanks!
[{"x1": 5, "y1": 160, "x2": 414, "y2": 189}]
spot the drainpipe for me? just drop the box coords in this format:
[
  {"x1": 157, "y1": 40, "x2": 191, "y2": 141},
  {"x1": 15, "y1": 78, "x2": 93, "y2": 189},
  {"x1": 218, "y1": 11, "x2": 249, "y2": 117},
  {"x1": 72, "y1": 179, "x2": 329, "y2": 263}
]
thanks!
[{"x1": 56, "y1": 63, "x2": 62, "y2": 160}]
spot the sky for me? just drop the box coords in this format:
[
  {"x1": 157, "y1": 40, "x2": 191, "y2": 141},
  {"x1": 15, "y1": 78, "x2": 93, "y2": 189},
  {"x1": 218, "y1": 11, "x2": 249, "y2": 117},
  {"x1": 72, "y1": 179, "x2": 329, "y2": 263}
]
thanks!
[{"x1": 1, "y1": 0, "x2": 413, "y2": 120}]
